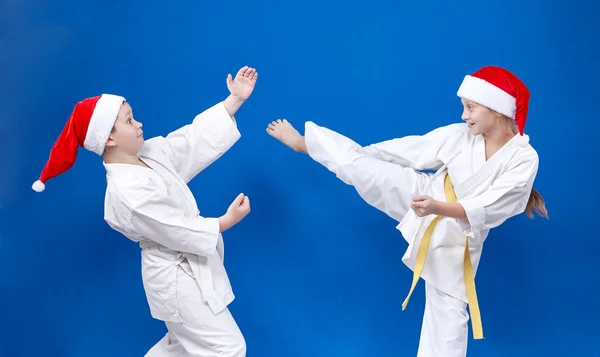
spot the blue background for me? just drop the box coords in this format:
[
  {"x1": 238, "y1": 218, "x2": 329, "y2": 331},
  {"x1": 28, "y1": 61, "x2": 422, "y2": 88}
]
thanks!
[{"x1": 1, "y1": 0, "x2": 599, "y2": 356}]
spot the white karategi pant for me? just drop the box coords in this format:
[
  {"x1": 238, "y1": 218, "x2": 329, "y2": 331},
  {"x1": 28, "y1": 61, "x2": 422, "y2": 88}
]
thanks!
[
  {"x1": 342, "y1": 157, "x2": 469, "y2": 357},
  {"x1": 418, "y1": 283, "x2": 469, "y2": 357},
  {"x1": 144, "y1": 260, "x2": 246, "y2": 357},
  {"x1": 304, "y1": 123, "x2": 470, "y2": 357}
]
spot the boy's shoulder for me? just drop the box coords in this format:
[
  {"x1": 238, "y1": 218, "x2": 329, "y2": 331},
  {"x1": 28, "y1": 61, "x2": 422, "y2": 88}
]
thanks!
[
  {"x1": 105, "y1": 173, "x2": 162, "y2": 211},
  {"x1": 140, "y1": 136, "x2": 179, "y2": 170},
  {"x1": 140, "y1": 136, "x2": 169, "y2": 157}
]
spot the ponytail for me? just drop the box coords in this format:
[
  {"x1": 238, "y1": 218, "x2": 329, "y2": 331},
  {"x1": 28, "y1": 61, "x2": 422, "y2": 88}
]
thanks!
[{"x1": 525, "y1": 188, "x2": 548, "y2": 219}]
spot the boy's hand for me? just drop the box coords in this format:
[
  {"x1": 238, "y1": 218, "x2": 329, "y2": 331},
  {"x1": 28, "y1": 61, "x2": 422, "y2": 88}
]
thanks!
[
  {"x1": 226, "y1": 66, "x2": 258, "y2": 101},
  {"x1": 219, "y1": 193, "x2": 251, "y2": 232}
]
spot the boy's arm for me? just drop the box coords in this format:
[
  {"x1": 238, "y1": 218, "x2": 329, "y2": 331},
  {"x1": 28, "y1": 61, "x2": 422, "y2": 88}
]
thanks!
[
  {"x1": 156, "y1": 100, "x2": 242, "y2": 183},
  {"x1": 154, "y1": 67, "x2": 257, "y2": 183},
  {"x1": 128, "y1": 190, "x2": 222, "y2": 257},
  {"x1": 223, "y1": 94, "x2": 245, "y2": 118},
  {"x1": 125, "y1": 186, "x2": 249, "y2": 256}
]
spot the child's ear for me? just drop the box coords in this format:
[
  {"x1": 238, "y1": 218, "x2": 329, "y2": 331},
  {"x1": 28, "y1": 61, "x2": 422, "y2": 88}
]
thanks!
[
  {"x1": 105, "y1": 133, "x2": 117, "y2": 147},
  {"x1": 104, "y1": 124, "x2": 118, "y2": 147}
]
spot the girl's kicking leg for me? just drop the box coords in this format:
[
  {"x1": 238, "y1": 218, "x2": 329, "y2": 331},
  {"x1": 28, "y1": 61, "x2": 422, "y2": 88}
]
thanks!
[
  {"x1": 268, "y1": 121, "x2": 469, "y2": 355},
  {"x1": 267, "y1": 119, "x2": 428, "y2": 223}
]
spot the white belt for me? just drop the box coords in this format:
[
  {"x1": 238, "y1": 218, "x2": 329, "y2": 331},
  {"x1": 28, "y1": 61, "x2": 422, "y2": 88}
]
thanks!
[{"x1": 179, "y1": 253, "x2": 226, "y2": 315}]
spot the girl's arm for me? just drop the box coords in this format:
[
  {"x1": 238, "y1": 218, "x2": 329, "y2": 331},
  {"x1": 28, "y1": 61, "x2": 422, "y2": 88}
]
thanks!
[
  {"x1": 454, "y1": 150, "x2": 539, "y2": 236},
  {"x1": 434, "y1": 201, "x2": 467, "y2": 220}
]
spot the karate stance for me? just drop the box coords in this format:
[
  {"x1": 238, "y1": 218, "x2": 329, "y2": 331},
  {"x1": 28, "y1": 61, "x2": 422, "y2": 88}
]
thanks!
[
  {"x1": 266, "y1": 66, "x2": 547, "y2": 357},
  {"x1": 32, "y1": 66, "x2": 259, "y2": 357}
]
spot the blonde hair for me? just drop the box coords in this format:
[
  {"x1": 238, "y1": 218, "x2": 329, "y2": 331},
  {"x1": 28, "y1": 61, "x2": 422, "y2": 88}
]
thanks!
[{"x1": 496, "y1": 113, "x2": 548, "y2": 219}]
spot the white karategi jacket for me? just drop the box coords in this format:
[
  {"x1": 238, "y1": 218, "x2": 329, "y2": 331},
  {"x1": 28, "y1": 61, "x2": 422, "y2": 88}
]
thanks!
[
  {"x1": 103, "y1": 102, "x2": 241, "y2": 323},
  {"x1": 304, "y1": 121, "x2": 539, "y2": 303}
]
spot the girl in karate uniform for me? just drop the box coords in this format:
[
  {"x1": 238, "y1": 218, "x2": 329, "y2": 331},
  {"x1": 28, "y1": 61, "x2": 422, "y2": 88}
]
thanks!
[
  {"x1": 266, "y1": 65, "x2": 547, "y2": 357},
  {"x1": 32, "y1": 66, "x2": 258, "y2": 357}
]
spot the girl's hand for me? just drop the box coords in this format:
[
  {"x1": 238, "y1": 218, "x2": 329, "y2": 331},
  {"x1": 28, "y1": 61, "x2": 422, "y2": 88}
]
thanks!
[{"x1": 410, "y1": 195, "x2": 439, "y2": 217}]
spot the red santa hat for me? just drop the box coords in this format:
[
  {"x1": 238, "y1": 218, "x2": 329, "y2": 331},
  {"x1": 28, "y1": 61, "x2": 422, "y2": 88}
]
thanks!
[
  {"x1": 32, "y1": 94, "x2": 125, "y2": 192},
  {"x1": 456, "y1": 66, "x2": 530, "y2": 135}
]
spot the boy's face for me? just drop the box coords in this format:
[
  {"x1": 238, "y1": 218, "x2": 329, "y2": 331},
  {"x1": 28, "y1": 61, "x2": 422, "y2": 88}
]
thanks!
[{"x1": 105, "y1": 101, "x2": 144, "y2": 155}]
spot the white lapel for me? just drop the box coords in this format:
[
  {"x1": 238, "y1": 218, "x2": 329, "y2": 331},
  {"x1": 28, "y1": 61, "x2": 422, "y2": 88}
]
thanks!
[
  {"x1": 454, "y1": 133, "x2": 529, "y2": 199},
  {"x1": 473, "y1": 135, "x2": 486, "y2": 172}
]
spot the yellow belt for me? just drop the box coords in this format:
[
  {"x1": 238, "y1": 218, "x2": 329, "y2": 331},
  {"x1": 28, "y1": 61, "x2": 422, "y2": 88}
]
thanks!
[{"x1": 401, "y1": 173, "x2": 484, "y2": 340}]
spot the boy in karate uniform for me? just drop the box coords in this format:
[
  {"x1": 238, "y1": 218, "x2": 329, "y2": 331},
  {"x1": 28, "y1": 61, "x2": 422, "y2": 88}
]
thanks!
[{"x1": 32, "y1": 66, "x2": 258, "y2": 357}]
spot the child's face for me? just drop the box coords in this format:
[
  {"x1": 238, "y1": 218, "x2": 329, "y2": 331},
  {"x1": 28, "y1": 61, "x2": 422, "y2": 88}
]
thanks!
[
  {"x1": 105, "y1": 102, "x2": 144, "y2": 155},
  {"x1": 460, "y1": 98, "x2": 498, "y2": 136}
]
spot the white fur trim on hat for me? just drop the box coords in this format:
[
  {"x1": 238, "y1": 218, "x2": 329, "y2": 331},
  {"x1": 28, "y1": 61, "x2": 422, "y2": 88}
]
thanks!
[
  {"x1": 457, "y1": 75, "x2": 516, "y2": 119},
  {"x1": 83, "y1": 94, "x2": 125, "y2": 155}
]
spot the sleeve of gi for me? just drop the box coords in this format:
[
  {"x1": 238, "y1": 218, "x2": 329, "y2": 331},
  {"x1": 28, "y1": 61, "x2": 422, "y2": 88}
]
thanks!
[
  {"x1": 148, "y1": 101, "x2": 241, "y2": 183},
  {"x1": 457, "y1": 148, "x2": 539, "y2": 237},
  {"x1": 127, "y1": 189, "x2": 221, "y2": 257}
]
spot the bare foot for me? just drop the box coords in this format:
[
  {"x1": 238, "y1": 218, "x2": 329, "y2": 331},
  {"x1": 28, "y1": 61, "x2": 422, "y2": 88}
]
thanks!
[{"x1": 266, "y1": 119, "x2": 307, "y2": 153}]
